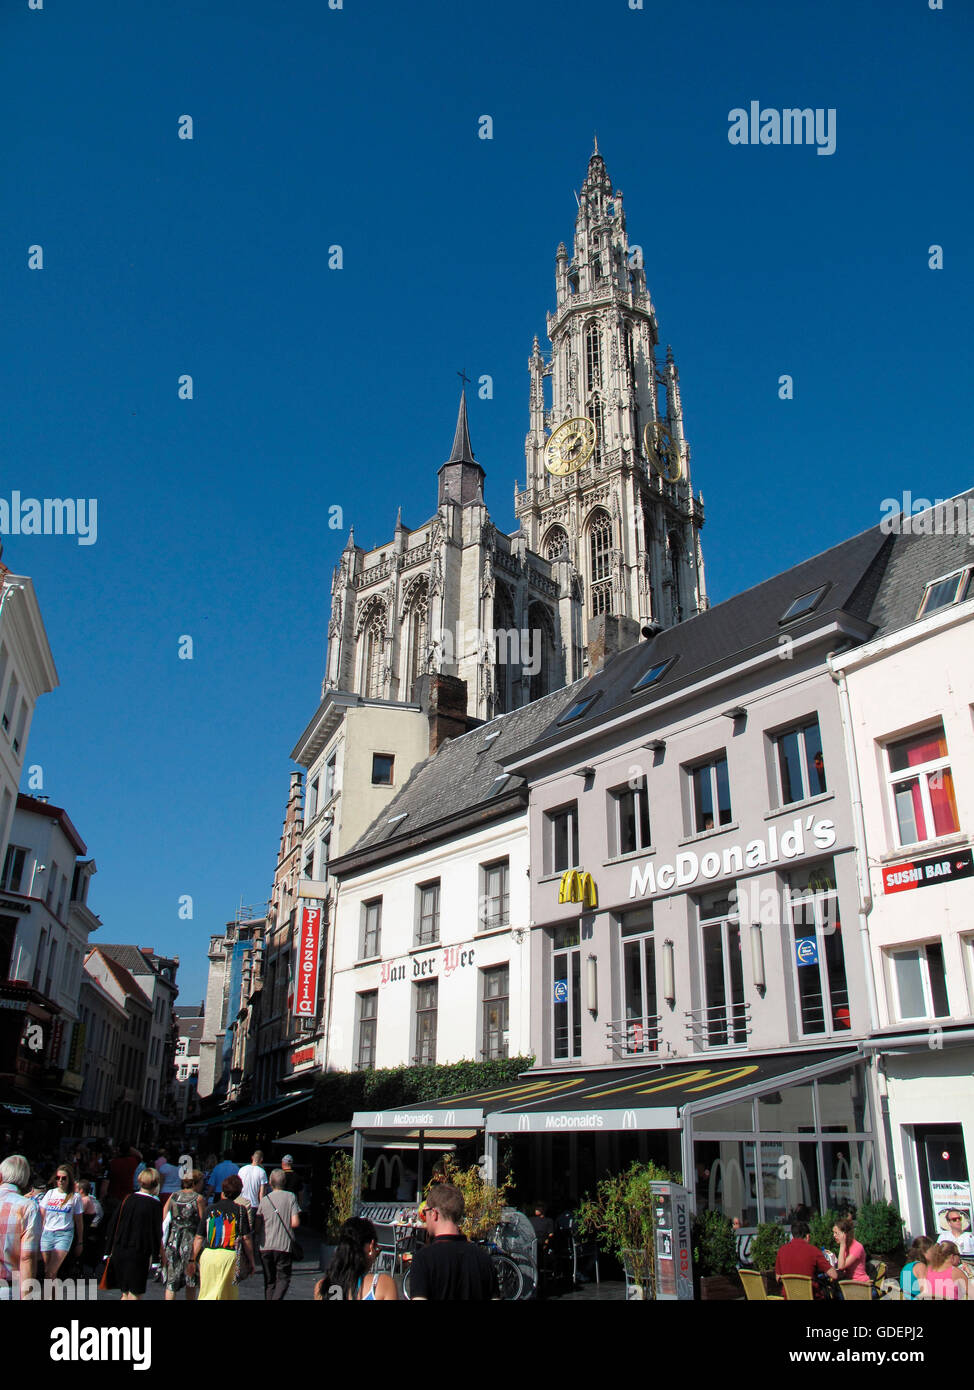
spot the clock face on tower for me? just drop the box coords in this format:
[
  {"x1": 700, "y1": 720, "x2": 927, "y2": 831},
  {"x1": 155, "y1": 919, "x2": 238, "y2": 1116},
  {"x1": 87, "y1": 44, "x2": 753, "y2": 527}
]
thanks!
[
  {"x1": 544, "y1": 417, "x2": 596, "y2": 476},
  {"x1": 644, "y1": 420, "x2": 683, "y2": 483}
]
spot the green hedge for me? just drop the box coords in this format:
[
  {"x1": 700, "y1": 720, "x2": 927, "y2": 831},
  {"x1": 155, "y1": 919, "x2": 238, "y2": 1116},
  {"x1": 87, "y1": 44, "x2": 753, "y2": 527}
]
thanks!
[{"x1": 311, "y1": 1056, "x2": 534, "y2": 1121}]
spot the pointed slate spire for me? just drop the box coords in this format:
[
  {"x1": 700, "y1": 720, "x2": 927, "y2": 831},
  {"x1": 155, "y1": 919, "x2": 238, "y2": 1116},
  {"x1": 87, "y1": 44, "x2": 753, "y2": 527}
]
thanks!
[
  {"x1": 446, "y1": 390, "x2": 477, "y2": 466},
  {"x1": 438, "y1": 390, "x2": 485, "y2": 507}
]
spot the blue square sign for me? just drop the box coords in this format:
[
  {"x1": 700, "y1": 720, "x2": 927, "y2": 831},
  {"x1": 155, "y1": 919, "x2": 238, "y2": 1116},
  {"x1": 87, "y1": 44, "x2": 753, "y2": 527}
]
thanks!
[{"x1": 795, "y1": 937, "x2": 819, "y2": 967}]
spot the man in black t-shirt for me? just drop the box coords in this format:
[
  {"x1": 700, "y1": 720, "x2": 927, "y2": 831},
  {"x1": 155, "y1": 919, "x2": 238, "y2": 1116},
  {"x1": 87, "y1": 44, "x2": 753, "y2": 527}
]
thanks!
[
  {"x1": 409, "y1": 1184, "x2": 499, "y2": 1301},
  {"x1": 279, "y1": 1156, "x2": 304, "y2": 1200}
]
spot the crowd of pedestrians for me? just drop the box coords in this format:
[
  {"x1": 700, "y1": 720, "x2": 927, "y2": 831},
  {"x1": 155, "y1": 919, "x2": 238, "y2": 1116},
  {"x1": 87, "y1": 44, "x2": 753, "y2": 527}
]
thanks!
[{"x1": 0, "y1": 1143, "x2": 306, "y2": 1301}]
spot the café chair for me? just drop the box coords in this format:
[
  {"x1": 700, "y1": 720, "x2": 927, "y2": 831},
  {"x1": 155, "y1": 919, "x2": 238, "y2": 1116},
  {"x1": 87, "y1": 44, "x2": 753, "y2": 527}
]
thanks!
[
  {"x1": 779, "y1": 1274, "x2": 815, "y2": 1300},
  {"x1": 839, "y1": 1280, "x2": 872, "y2": 1300},
  {"x1": 739, "y1": 1268, "x2": 783, "y2": 1301}
]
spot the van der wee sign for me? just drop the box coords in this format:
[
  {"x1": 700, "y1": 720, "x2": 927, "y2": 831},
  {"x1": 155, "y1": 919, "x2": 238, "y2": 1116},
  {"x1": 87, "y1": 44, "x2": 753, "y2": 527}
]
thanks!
[{"x1": 882, "y1": 849, "x2": 974, "y2": 894}]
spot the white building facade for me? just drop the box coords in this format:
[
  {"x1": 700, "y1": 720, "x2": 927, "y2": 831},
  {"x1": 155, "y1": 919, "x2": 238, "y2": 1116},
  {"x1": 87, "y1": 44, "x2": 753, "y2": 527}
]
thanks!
[
  {"x1": 832, "y1": 504, "x2": 974, "y2": 1242},
  {"x1": 0, "y1": 557, "x2": 58, "y2": 867}
]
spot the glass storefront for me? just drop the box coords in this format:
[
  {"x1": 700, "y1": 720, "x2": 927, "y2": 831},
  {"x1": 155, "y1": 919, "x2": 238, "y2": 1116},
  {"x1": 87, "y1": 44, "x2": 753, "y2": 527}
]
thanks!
[{"x1": 690, "y1": 1062, "x2": 876, "y2": 1224}]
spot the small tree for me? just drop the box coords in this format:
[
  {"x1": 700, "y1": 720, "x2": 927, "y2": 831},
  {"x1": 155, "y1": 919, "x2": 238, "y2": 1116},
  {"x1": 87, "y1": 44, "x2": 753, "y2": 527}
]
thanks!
[
  {"x1": 854, "y1": 1200, "x2": 905, "y2": 1258},
  {"x1": 327, "y1": 1151, "x2": 371, "y2": 1242},
  {"x1": 692, "y1": 1209, "x2": 738, "y2": 1278},
  {"x1": 809, "y1": 1209, "x2": 840, "y2": 1255},
  {"x1": 749, "y1": 1221, "x2": 788, "y2": 1272},
  {"x1": 435, "y1": 1154, "x2": 512, "y2": 1240},
  {"x1": 577, "y1": 1159, "x2": 678, "y2": 1294}
]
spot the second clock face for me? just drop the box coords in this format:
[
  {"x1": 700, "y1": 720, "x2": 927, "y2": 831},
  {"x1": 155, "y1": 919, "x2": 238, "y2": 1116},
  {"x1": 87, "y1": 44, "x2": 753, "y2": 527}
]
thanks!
[
  {"x1": 544, "y1": 417, "x2": 596, "y2": 475},
  {"x1": 644, "y1": 420, "x2": 683, "y2": 482}
]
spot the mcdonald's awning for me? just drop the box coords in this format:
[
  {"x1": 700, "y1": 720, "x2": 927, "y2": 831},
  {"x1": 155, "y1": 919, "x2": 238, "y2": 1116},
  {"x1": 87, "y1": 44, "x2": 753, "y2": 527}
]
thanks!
[{"x1": 351, "y1": 1049, "x2": 860, "y2": 1135}]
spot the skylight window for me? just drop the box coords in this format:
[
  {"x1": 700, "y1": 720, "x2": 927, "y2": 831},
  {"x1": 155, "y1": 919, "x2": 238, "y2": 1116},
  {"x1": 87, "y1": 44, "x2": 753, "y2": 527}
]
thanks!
[
  {"x1": 917, "y1": 568, "x2": 973, "y2": 619},
  {"x1": 386, "y1": 812, "x2": 408, "y2": 828},
  {"x1": 631, "y1": 656, "x2": 676, "y2": 693},
  {"x1": 486, "y1": 774, "x2": 512, "y2": 798},
  {"x1": 780, "y1": 585, "x2": 828, "y2": 625},
  {"x1": 479, "y1": 724, "x2": 502, "y2": 750},
  {"x1": 557, "y1": 691, "x2": 602, "y2": 726}
]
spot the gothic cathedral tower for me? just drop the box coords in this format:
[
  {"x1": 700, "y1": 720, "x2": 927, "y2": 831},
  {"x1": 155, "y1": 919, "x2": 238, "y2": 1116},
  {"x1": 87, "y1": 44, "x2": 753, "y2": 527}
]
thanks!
[{"x1": 515, "y1": 143, "x2": 708, "y2": 663}]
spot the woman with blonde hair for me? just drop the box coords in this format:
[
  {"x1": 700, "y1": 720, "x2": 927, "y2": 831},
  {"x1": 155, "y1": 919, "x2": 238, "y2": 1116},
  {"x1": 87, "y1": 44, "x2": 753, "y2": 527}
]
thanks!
[
  {"x1": 104, "y1": 1167, "x2": 165, "y2": 1300},
  {"x1": 923, "y1": 1241, "x2": 969, "y2": 1299}
]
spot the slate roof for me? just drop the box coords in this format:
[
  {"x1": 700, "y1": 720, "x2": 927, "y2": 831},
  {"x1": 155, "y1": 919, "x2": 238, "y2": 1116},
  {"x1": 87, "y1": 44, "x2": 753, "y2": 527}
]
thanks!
[
  {"x1": 865, "y1": 490, "x2": 974, "y2": 638},
  {"x1": 333, "y1": 678, "x2": 587, "y2": 868},
  {"x1": 95, "y1": 949, "x2": 151, "y2": 1008},
  {"x1": 98, "y1": 944, "x2": 157, "y2": 978},
  {"x1": 517, "y1": 523, "x2": 895, "y2": 758}
]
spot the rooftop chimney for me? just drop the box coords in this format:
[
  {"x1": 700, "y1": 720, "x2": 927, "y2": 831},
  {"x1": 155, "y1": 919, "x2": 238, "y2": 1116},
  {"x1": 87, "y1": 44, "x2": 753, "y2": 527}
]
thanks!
[
  {"x1": 415, "y1": 673, "x2": 471, "y2": 755},
  {"x1": 587, "y1": 614, "x2": 641, "y2": 674}
]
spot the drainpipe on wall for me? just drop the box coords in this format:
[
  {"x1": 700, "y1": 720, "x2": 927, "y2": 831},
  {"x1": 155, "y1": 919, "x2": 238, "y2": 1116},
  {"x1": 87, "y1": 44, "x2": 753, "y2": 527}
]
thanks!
[
  {"x1": 827, "y1": 653, "x2": 879, "y2": 1032},
  {"x1": 828, "y1": 651, "x2": 891, "y2": 1204}
]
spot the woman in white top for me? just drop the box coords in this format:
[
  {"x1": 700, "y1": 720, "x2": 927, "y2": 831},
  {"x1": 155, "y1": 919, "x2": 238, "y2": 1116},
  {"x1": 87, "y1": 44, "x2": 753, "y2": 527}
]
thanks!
[{"x1": 38, "y1": 1162, "x2": 85, "y2": 1278}]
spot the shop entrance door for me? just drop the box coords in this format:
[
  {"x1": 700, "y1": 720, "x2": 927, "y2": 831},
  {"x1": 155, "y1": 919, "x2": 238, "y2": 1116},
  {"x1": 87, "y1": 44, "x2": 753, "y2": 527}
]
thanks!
[{"x1": 914, "y1": 1124, "x2": 971, "y2": 1240}]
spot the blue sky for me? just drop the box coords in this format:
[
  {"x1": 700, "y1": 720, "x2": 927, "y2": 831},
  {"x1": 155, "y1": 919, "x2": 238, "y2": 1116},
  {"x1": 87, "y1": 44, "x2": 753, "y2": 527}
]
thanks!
[{"x1": 3, "y1": 0, "x2": 972, "y2": 1003}]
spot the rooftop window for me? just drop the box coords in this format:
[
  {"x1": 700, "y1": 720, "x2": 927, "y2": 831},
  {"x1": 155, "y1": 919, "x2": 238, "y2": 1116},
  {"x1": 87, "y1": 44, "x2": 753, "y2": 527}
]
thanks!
[
  {"x1": 631, "y1": 656, "x2": 676, "y2": 693},
  {"x1": 780, "y1": 585, "x2": 829, "y2": 625},
  {"x1": 557, "y1": 692, "x2": 602, "y2": 726},
  {"x1": 916, "y1": 567, "x2": 973, "y2": 619}
]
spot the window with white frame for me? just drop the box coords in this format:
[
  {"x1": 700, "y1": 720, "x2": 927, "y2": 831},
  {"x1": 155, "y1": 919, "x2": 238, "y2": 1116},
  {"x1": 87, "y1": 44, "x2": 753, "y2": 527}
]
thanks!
[
  {"x1": 414, "y1": 980, "x2": 437, "y2": 1064},
  {"x1": 307, "y1": 777, "x2": 319, "y2": 822},
  {"x1": 551, "y1": 923, "x2": 582, "y2": 1060},
  {"x1": 361, "y1": 898, "x2": 382, "y2": 959},
  {"x1": 689, "y1": 753, "x2": 733, "y2": 833},
  {"x1": 481, "y1": 859, "x2": 510, "y2": 930},
  {"x1": 787, "y1": 861, "x2": 850, "y2": 1037},
  {"x1": 416, "y1": 880, "x2": 440, "y2": 946},
  {"x1": 482, "y1": 966, "x2": 510, "y2": 1059},
  {"x1": 884, "y1": 723, "x2": 960, "y2": 847},
  {"x1": 611, "y1": 777, "x2": 652, "y2": 856},
  {"x1": 12, "y1": 699, "x2": 27, "y2": 758},
  {"x1": 356, "y1": 990, "x2": 377, "y2": 1069},
  {"x1": 773, "y1": 717, "x2": 827, "y2": 806},
  {"x1": 546, "y1": 803, "x2": 579, "y2": 875},
  {"x1": 1, "y1": 844, "x2": 27, "y2": 893},
  {"x1": 619, "y1": 906, "x2": 657, "y2": 1054},
  {"x1": 917, "y1": 567, "x2": 973, "y2": 619},
  {"x1": 1, "y1": 673, "x2": 19, "y2": 735},
  {"x1": 887, "y1": 942, "x2": 950, "y2": 1021},
  {"x1": 323, "y1": 752, "x2": 337, "y2": 804},
  {"x1": 697, "y1": 891, "x2": 746, "y2": 1047}
]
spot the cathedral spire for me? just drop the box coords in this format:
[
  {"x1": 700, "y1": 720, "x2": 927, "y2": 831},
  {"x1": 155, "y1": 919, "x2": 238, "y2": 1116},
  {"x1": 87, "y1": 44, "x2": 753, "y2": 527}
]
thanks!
[
  {"x1": 438, "y1": 390, "x2": 485, "y2": 507},
  {"x1": 446, "y1": 390, "x2": 476, "y2": 465}
]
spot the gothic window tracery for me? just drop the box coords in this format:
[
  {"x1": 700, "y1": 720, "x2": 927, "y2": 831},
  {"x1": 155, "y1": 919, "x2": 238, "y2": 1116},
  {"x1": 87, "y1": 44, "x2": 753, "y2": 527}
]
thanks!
[
  {"x1": 526, "y1": 603, "x2": 556, "y2": 703},
  {"x1": 587, "y1": 395, "x2": 605, "y2": 466},
  {"x1": 363, "y1": 611, "x2": 385, "y2": 698},
  {"x1": 588, "y1": 508, "x2": 613, "y2": 623},
  {"x1": 585, "y1": 322, "x2": 603, "y2": 393},
  {"x1": 544, "y1": 526, "x2": 569, "y2": 561}
]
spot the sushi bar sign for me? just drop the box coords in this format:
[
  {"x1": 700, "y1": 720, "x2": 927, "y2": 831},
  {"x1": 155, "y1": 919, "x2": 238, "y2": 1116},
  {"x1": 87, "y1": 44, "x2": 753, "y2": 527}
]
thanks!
[{"x1": 882, "y1": 848, "x2": 974, "y2": 894}]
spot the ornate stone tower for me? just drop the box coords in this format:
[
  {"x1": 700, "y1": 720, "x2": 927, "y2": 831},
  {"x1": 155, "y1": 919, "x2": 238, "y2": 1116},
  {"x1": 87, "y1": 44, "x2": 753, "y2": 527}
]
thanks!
[{"x1": 515, "y1": 142, "x2": 707, "y2": 667}]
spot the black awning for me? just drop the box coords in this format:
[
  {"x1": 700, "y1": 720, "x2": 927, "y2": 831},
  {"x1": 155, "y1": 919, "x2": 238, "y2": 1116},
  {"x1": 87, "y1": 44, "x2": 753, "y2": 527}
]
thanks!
[{"x1": 353, "y1": 1049, "x2": 860, "y2": 1135}]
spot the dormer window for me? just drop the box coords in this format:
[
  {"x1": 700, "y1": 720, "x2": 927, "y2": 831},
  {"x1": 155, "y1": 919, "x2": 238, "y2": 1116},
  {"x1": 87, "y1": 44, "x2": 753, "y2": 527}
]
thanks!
[{"x1": 917, "y1": 567, "x2": 973, "y2": 618}]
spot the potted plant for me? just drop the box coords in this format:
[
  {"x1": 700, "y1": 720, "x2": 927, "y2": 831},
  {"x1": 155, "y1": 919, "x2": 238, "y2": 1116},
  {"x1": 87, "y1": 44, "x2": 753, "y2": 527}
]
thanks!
[
  {"x1": 320, "y1": 1151, "x2": 370, "y2": 1270},
  {"x1": 434, "y1": 1153, "x2": 512, "y2": 1240},
  {"x1": 809, "y1": 1208, "x2": 839, "y2": 1258},
  {"x1": 853, "y1": 1199, "x2": 905, "y2": 1279},
  {"x1": 692, "y1": 1209, "x2": 741, "y2": 1300},
  {"x1": 748, "y1": 1221, "x2": 788, "y2": 1293},
  {"x1": 576, "y1": 1159, "x2": 677, "y2": 1300}
]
